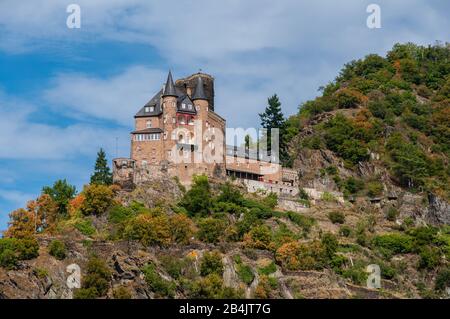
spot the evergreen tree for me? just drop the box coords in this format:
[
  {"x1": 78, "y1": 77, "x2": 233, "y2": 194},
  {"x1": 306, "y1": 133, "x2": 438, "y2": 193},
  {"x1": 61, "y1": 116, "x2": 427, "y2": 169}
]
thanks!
[
  {"x1": 90, "y1": 148, "x2": 113, "y2": 186},
  {"x1": 259, "y1": 94, "x2": 288, "y2": 165},
  {"x1": 42, "y1": 179, "x2": 77, "y2": 217}
]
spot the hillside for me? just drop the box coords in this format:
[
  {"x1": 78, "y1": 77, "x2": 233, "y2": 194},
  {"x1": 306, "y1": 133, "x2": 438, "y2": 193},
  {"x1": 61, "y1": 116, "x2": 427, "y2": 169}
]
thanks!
[{"x1": 1, "y1": 42, "x2": 449, "y2": 299}]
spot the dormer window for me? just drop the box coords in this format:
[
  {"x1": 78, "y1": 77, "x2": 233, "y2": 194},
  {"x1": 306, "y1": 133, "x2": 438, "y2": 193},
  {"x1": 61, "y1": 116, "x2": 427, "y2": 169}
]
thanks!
[
  {"x1": 188, "y1": 104, "x2": 192, "y2": 110},
  {"x1": 145, "y1": 107, "x2": 150, "y2": 113},
  {"x1": 149, "y1": 106, "x2": 155, "y2": 112},
  {"x1": 182, "y1": 103, "x2": 186, "y2": 109},
  {"x1": 146, "y1": 120, "x2": 152, "y2": 128}
]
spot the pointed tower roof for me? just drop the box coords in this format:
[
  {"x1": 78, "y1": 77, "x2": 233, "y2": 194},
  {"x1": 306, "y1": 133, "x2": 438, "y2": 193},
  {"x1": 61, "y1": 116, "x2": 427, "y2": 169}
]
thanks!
[
  {"x1": 192, "y1": 75, "x2": 207, "y2": 100},
  {"x1": 162, "y1": 70, "x2": 177, "y2": 97}
]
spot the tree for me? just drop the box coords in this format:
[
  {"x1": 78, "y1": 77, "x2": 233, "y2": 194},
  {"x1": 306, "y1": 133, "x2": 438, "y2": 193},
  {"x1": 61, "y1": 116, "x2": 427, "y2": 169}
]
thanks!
[
  {"x1": 90, "y1": 148, "x2": 113, "y2": 186},
  {"x1": 42, "y1": 179, "x2": 77, "y2": 217},
  {"x1": 259, "y1": 94, "x2": 288, "y2": 165},
  {"x1": 80, "y1": 184, "x2": 114, "y2": 216},
  {"x1": 179, "y1": 175, "x2": 212, "y2": 217}
]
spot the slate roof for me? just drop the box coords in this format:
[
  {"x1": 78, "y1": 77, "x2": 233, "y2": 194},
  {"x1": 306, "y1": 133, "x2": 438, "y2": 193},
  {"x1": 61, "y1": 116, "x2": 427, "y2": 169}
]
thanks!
[
  {"x1": 162, "y1": 71, "x2": 177, "y2": 97},
  {"x1": 134, "y1": 89, "x2": 163, "y2": 118},
  {"x1": 192, "y1": 75, "x2": 207, "y2": 100}
]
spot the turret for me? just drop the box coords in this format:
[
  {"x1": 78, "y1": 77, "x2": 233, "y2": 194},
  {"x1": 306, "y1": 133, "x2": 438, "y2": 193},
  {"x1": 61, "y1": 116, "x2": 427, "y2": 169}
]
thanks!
[{"x1": 162, "y1": 71, "x2": 177, "y2": 98}]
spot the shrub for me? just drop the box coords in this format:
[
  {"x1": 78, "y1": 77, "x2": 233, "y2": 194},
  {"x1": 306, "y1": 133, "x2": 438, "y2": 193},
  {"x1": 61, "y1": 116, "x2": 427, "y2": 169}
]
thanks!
[
  {"x1": 200, "y1": 251, "x2": 223, "y2": 276},
  {"x1": 418, "y1": 246, "x2": 441, "y2": 270},
  {"x1": 216, "y1": 182, "x2": 243, "y2": 205},
  {"x1": 42, "y1": 179, "x2": 77, "y2": 217},
  {"x1": 321, "y1": 192, "x2": 336, "y2": 202},
  {"x1": 339, "y1": 225, "x2": 352, "y2": 237},
  {"x1": 236, "y1": 263, "x2": 254, "y2": 285},
  {"x1": 186, "y1": 274, "x2": 241, "y2": 299},
  {"x1": 113, "y1": 286, "x2": 132, "y2": 299},
  {"x1": 321, "y1": 232, "x2": 338, "y2": 260},
  {"x1": 275, "y1": 241, "x2": 326, "y2": 271},
  {"x1": 48, "y1": 240, "x2": 67, "y2": 260},
  {"x1": 285, "y1": 211, "x2": 315, "y2": 234},
  {"x1": 197, "y1": 218, "x2": 226, "y2": 244},
  {"x1": 372, "y1": 233, "x2": 414, "y2": 255},
  {"x1": 160, "y1": 255, "x2": 186, "y2": 280},
  {"x1": 258, "y1": 261, "x2": 277, "y2": 276},
  {"x1": 385, "y1": 207, "x2": 399, "y2": 221},
  {"x1": 435, "y1": 268, "x2": 450, "y2": 291},
  {"x1": 142, "y1": 263, "x2": 175, "y2": 298},
  {"x1": 262, "y1": 193, "x2": 278, "y2": 209},
  {"x1": 328, "y1": 211, "x2": 345, "y2": 224},
  {"x1": 80, "y1": 184, "x2": 114, "y2": 216},
  {"x1": 366, "y1": 181, "x2": 383, "y2": 197},
  {"x1": 74, "y1": 257, "x2": 111, "y2": 299},
  {"x1": 108, "y1": 205, "x2": 134, "y2": 224},
  {"x1": 243, "y1": 225, "x2": 272, "y2": 250},
  {"x1": 0, "y1": 249, "x2": 18, "y2": 269},
  {"x1": 169, "y1": 214, "x2": 194, "y2": 244},
  {"x1": 74, "y1": 218, "x2": 96, "y2": 236},
  {"x1": 179, "y1": 175, "x2": 212, "y2": 217},
  {"x1": 124, "y1": 214, "x2": 171, "y2": 247}
]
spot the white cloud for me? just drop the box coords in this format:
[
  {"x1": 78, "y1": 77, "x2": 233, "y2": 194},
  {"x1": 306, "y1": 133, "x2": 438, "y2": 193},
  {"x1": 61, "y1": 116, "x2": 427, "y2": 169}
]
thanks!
[
  {"x1": 0, "y1": 90, "x2": 127, "y2": 160},
  {"x1": 0, "y1": 189, "x2": 34, "y2": 208}
]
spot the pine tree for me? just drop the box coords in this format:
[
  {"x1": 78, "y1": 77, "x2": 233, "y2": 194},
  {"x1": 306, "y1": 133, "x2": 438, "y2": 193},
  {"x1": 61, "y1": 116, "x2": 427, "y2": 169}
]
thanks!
[
  {"x1": 258, "y1": 94, "x2": 288, "y2": 165},
  {"x1": 90, "y1": 148, "x2": 113, "y2": 186}
]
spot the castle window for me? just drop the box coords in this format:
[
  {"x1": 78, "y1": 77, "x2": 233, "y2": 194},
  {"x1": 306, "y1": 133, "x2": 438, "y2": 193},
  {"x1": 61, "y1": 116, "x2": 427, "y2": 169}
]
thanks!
[
  {"x1": 149, "y1": 106, "x2": 155, "y2": 112},
  {"x1": 163, "y1": 132, "x2": 167, "y2": 140},
  {"x1": 146, "y1": 120, "x2": 152, "y2": 128},
  {"x1": 178, "y1": 116, "x2": 186, "y2": 125},
  {"x1": 172, "y1": 117, "x2": 176, "y2": 124},
  {"x1": 188, "y1": 117, "x2": 194, "y2": 125},
  {"x1": 142, "y1": 160, "x2": 148, "y2": 167},
  {"x1": 182, "y1": 103, "x2": 186, "y2": 109},
  {"x1": 145, "y1": 107, "x2": 150, "y2": 113},
  {"x1": 188, "y1": 104, "x2": 193, "y2": 110}
]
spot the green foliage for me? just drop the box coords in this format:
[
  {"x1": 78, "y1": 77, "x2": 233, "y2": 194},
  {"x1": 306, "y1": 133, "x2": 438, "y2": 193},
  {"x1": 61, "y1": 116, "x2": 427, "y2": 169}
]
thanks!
[
  {"x1": 321, "y1": 192, "x2": 336, "y2": 202},
  {"x1": 80, "y1": 184, "x2": 114, "y2": 216},
  {"x1": 186, "y1": 274, "x2": 243, "y2": 299},
  {"x1": 258, "y1": 261, "x2": 277, "y2": 276},
  {"x1": 142, "y1": 263, "x2": 175, "y2": 298},
  {"x1": 108, "y1": 205, "x2": 135, "y2": 224},
  {"x1": 200, "y1": 251, "x2": 223, "y2": 277},
  {"x1": 339, "y1": 225, "x2": 352, "y2": 237},
  {"x1": 90, "y1": 148, "x2": 113, "y2": 186},
  {"x1": 0, "y1": 249, "x2": 17, "y2": 269},
  {"x1": 0, "y1": 238, "x2": 39, "y2": 267},
  {"x1": 418, "y1": 246, "x2": 441, "y2": 270},
  {"x1": 285, "y1": 211, "x2": 315, "y2": 234},
  {"x1": 366, "y1": 181, "x2": 383, "y2": 197},
  {"x1": 262, "y1": 192, "x2": 278, "y2": 209},
  {"x1": 235, "y1": 261, "x2": 255, "y2": 285},
  {"x1": 48, "y1": 240, "x2": 67, "y2": 260},
  {"x1": 74, "y1": 218, "x2": 96, "y2": 236},
  {"x1": 74, "y1": 257, "x2": 111, "y2": 299},
  {"x1": 160, "y1": 255, "x2": 187, "y2": 280},
  {"x1": 244, "y1": 224, "x2": 272, "y2": 250},
  {"x1": 124, "y1": 213, "x2": 171, "y2": 247},
  {"x1": 321, "y1": 232, "x2": 338, "y2": 259},
  {"x1": 328, "y1": 211, "x2": 345, "y2": 224},
  {"x1": 324, "y1": 114, "x2": 370, "y2": 164},
  {"x1": 435, "y1": 268, "x2": 450, "y2": 291},
  {"x1": 197, "y1": 217, "x2": 226, "y2": 244},
  {"x1": 42, "y1": 179, "x2": 76, "y2": 217},
  {"x1": 385, "y1": 206, "x2": 399, "y2": 221},
  {"x1": 179, "y1": 175, "x2": 212, "y2": 217},
  {"x1": 216, "y1": 182, "x2": 243, "y2": 205},
  {"x1": 372, "y1": 233, "x2": 414, "y2": 255}
]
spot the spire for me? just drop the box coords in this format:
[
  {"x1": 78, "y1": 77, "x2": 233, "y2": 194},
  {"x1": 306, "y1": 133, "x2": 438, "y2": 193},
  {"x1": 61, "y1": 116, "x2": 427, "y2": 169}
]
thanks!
[
  {"x1": 162, "y1": 70, "x2": 177, "y2": 97},
  {"x1": 192, "y1": 75, "x2": 207, "y2": 100}
]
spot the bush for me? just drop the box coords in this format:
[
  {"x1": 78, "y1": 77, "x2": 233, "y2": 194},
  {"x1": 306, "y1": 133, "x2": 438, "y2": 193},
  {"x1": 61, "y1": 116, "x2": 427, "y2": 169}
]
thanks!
[
  {"x1": 124, "y1": 214, "x2": 171, "y2": 247},
  {"x1": 385, "y1": 207, "x2": 399, "y2": 221},
  {"x1": 339, "y1": 225, "x2": 352, "y2": 237},
  {"x1": 187, "y1": 274, "x2": 242, "y2": 299},
  {"x1": 169, "y1": 214, "x2": 194, "y2": 244},
  {"x1": 200, "y1": 251, "x2": 223, "y2": 276},
  {"x1": 258, "y1": 261, "x2": 277, "y2": 276},
  {"x1": 236, "y1": 263, "x2": 254, "y2": 285},
  {"x1": 74, "y1": 257, "x2": 111, "y2": 299},
  {"x1": 108, "y1": 205, "x2": 134, "y2": 224},
  {"x1": 80, "y1": 184, "x2": 114, "y2": 216},
  {"x1": 262, "y1": 193, "x2": 278, "y2": 209},
  {"x1": 366, "y1": 181, "x2": 383, "y2": 197},
  {"x1": 275, "y1": 241, "x2": 326, "y2": 271},
  {"x1": 285, "y1": 211, "x2": 315, "y2": 234},
  {"x1": 418, "y1": 246, "x2": 441, "y2": 270},
  {"x1": 113, "y1": 286, "x2": 132, "y2": 299},
  {"x1": 328, "y1": 211, "x2": 345, "y2": 224},
  {"x1": 372, "y1": 233, "x2": 414, "y2": 255},
  {"x1": 321, "y1": 192, "x2": 336, "y2": 202},
  {"x1": 216, "y1": 182, "x2": 243, "y2": 205},
  {"x1": 179, "y1": 175, "x2": 212, "y2": 217},
  {"x1": 197, "y1": 218, "x2": 226, "y2": 244},
  {"x1": 435, "y1": 268, "x2": 450, "y2": 291},
  {"x1": 321, "y1": 232, "x2": 338, "y2": 259},
  {"x1": 142, "y1": 263, "x2": 175, "y2": 298},
  {"x1": 243, "y1": 225, "x2": 272, "y2": 250},
  {"x1": 0, "y1": 249, "x2": 18, "y2": 269},
  {"x1": 74, "y1": 218, "x2": 96, "y2": 236},
  {"x1": 48, "y1": 240, "x2": 67, "y2": 260}
]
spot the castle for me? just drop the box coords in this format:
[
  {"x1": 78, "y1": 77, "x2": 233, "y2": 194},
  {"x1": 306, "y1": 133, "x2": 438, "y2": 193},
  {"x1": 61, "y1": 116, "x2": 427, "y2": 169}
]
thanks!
[{"x1": 113, "y1": 71, "x2": 299, "y2": 196}]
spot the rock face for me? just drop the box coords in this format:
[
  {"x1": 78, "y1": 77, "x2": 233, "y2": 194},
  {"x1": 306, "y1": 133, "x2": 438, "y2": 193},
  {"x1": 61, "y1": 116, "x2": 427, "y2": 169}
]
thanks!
[{"x1": 425, "y1": 193, "x2": 450, "y2": 225}]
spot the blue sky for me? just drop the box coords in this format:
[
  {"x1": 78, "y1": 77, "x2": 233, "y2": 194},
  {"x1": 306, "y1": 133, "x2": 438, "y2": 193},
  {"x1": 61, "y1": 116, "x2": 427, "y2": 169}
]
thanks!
[{"x1": 0, "y1": 0, "x2": 448, "y2": 231}]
